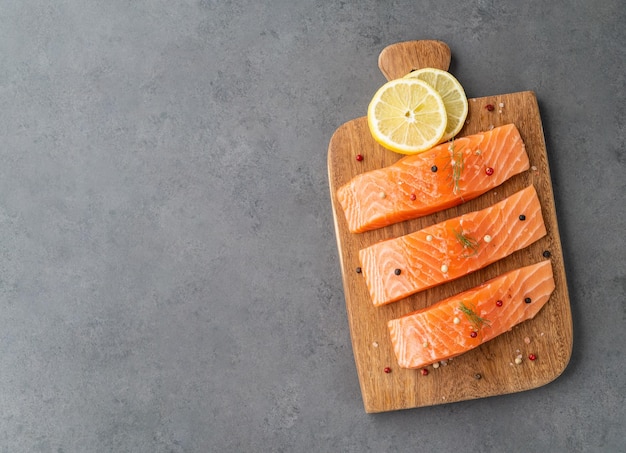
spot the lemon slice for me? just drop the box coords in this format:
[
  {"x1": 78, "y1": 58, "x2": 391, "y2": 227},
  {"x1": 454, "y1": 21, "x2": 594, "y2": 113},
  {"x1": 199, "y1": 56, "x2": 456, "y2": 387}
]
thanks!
[
  {"x1": 367, "y1": 78, "x2": 447, "y2": 155},
  {"x1": 404, "y1": 68, "x2": 468, "y2": 142}
]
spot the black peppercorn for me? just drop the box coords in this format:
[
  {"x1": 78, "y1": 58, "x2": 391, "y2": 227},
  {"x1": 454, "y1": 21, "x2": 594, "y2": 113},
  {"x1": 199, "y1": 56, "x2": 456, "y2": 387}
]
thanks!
[
  {"x1": 394, "y1": 269, "x2": 401, "y2": 275},
  {"x1": 519, "y1": 214, "x2": 526, "y2": 221}
]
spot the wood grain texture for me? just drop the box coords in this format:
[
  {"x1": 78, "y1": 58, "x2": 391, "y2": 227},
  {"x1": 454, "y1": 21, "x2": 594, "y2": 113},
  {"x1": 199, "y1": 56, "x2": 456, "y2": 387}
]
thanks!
[
  {"x1": 327, "y1": 42, "x2": 573, "y2": 413},
  {"x1": 378, "y1": 40, "x2": 451, "y2": 80}
]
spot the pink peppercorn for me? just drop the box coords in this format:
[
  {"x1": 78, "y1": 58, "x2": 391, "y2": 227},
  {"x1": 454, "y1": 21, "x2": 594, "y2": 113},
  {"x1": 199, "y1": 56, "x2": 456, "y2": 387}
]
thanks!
[
  {"x1": 421, "y1": 368, "x2": 429, "y2": 376},
  {"x1": 485, "y1": 104, "x2": 495, "y2": 111},
  {"x1": 496, "y1": 300, "x2": 503, "y2": 307},
  {"x1": 485, "y1": 167, "x2": 494, "y2": 176},
  {"x1": 410, "y1": 193, "x2": 417, "y2": 201},
  {"x1": 356, "y1": 154, "x2": 364, "y2": 161},
  {"x1": 384, "y1": 367, "x2": 392, "y2": 373},
  {"x1": 529, "y1": 354, "x2": 537, "y2": 361},
  {"x1": 470, "y1": 331, "x2": 478, "y2": 338}
]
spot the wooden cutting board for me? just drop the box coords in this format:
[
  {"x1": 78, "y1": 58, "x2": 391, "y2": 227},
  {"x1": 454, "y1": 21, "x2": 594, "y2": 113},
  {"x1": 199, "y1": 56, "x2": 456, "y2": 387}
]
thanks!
[{"x1": 327, "y1": 40, "x2": 573, "y2": 413}]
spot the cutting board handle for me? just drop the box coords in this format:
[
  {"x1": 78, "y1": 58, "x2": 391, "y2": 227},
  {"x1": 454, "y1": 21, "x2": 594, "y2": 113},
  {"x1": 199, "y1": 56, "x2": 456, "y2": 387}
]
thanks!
[{"x1": 378, "y1": 40, "x2": 451, "y2": 81}]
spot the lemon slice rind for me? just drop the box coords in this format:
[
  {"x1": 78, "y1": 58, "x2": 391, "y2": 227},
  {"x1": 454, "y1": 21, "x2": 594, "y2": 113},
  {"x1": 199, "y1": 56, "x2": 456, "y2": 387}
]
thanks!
[
  {"x1": 367, "y1": 78, "x2": 447, "y2": 155},
  {"x1": 404, "y1": 68, "x2": 469, "y2": 143}
]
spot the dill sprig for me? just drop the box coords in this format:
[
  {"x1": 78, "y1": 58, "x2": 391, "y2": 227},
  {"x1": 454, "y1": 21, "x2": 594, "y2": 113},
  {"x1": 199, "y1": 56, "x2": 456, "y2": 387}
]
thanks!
[
  {"x1": 459, "y1": 302, "x2": 491, "y2": 331},
  {"x1": 452, "y1": 227, "x2": 480, "y2": 257},
  {"x1": 444, "y1": 140, "x2": 465, "y2": 195}
]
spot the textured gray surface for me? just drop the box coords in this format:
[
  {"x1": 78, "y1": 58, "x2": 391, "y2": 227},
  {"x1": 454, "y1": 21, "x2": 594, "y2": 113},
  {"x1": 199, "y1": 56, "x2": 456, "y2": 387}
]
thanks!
[{"x1": 0, "y1": 1, "x2": 624, "y2": 451}]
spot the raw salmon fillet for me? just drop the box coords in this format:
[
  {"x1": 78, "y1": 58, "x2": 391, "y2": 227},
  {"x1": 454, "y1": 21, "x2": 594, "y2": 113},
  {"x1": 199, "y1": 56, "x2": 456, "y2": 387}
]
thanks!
[
  {"x1": 360, "y1": 185, "x2": 546, "y2": 306},
  {"x1": 388, "y1": 260, "x2": 555, "y2": 369},
  {"x1": 337, "y1": 124, "x2": 529, "y2": 233}
]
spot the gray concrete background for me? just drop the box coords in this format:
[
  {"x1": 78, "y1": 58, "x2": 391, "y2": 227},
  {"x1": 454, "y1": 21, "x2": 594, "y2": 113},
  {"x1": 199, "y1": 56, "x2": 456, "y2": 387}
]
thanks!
[{"x1": 0, "y1": 1, "x2": 624, "y2": 452}]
